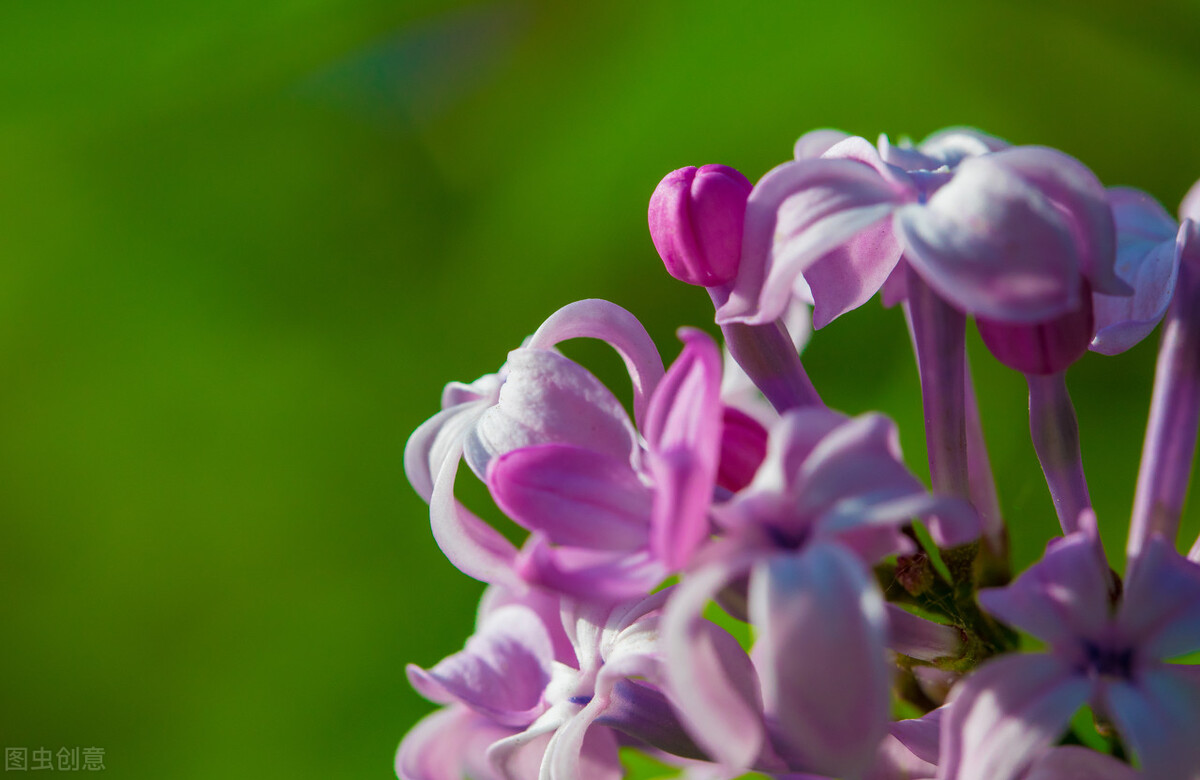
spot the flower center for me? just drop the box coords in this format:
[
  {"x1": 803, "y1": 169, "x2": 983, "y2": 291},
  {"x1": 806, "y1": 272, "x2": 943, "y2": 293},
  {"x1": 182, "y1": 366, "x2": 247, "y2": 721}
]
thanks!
[{"x1": 1081, "y1": 641, "x2": 1134, "y2": 679}]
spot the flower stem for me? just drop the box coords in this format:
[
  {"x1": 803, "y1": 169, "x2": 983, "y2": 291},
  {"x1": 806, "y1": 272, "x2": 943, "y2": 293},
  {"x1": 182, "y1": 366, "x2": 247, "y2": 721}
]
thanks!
[
  {"x1": 1129, "y1": 263, "x2": 1200, "y2": 557},
  {"x1": 1026, "y1": 371, "x2": 1090, "y2": 535},
  {"x1": 708, "y1": 289, "x2": 821, "y2": 411},
  {"x1": 905, "y1": 267, "x2": 969, "y2": 502}
]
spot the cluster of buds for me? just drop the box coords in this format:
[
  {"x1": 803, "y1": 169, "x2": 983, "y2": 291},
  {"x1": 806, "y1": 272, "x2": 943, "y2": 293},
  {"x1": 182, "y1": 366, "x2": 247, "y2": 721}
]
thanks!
[{"x1": 399, "y1": 127, "x2": 1200, "y2": 780}]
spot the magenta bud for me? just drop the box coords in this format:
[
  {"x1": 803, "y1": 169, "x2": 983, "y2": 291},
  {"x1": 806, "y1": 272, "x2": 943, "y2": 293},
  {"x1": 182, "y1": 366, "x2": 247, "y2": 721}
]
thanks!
[
  {"x1": 648, "y1": 164, "x2": 752, "y2": 287},
  {"x1": 977, "y1": 291, "x2": 1095, "y2": 375}
]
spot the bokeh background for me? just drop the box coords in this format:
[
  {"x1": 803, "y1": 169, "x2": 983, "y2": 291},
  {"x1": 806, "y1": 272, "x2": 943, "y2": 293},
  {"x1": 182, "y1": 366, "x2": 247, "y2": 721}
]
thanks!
[{"x1": 3, "y1": 1, "x2": 1200, "y2": 777}]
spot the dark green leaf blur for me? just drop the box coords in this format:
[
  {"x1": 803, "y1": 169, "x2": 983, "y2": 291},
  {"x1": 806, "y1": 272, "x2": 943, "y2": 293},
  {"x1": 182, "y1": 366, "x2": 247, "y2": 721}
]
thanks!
[{"x1": 2, "y1": 1, "x2": 1199, "y2": 777}]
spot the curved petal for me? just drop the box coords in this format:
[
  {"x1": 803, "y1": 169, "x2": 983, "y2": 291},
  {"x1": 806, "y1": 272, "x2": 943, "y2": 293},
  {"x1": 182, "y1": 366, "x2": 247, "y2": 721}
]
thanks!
[
  {"x1": 515, "y1": 536, "x2": 665, "y2": 602},
  {"x1": 878, "y1": 133, "x2": 943, "y2": 172},
  {"x1": 917, "y1": 127, "x2": 1009, "y2": 167},
  {"x1": 1101, "y1": 665, "x2": 1200, "y2": 780},
  {"x1": 466, "y1": 348, "x2": 638, "y2": 477},
  {"x1": 896, "y1": 154, "x2": 1082, "y2": 322},
  {"x1": 794, "y1": 128, "x2": 851, "y2": 160},
  {"x1": 805, "y1": 214, "x2": 905, "y2": 328},
  {"x1": 1117, "y1": 535, "x2": 1200, "y2": 659},
  {"x1": 397, "y1": 705, "x2": 515, "y2": 780},
  {"x1": 938, "y1": 654, "x2": 1089, "y2": 780},
  {"x1": 430, "y1": 450, "x2": 521, "y2": 587},
  {"x1": 539, "y1": 700, "x2": 622, "y2": 780},
  {"x1": 662, "y1": 547, "x2": 765, "y2": 770},
  {"x1": 646, "y1": 329, "x2": 725, "y2": 569},
  {"x1": 717, "y1": 157, "x2": 914, "y2": 326},
  {"x1": 986, "y1": 147, "x2": 1127, "y2": 296},
  {"x1": 526, "y1": 299, "x2": 665, "y2": 428},
  {"x1": 479, "y1": 585, "x2": 576, "y2": 668},
  {"x1": 407, "y1": 605, "x2": 554, "y2": 726},
  {"x1": 1021, "y1": 746, "x2": 1141, "y2": 780},
  {"x1": 1092, "y1": 188, "x2": 1180, "y2": 354},
  {"x1": 598, "y1": 679, "x2": 707, "y2": 761},
  {"x1": 886, "y1": 604, "x2": 963, "y2": 662},
  {"x1": 750, "y1": 543, "x2": 890, "y2": 779},
  {"x1": 488, "y1": 443, "x2": 650, "y2": 551},
  {"x1": 406, "y1": 402, "x2": 486, "y2": 502},
  {"x1": 977, "y1": 531, "x2": 1110, "y2": 647}
]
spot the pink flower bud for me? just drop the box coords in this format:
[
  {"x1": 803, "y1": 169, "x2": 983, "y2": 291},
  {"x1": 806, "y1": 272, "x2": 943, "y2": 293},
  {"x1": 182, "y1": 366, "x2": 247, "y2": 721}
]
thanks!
[
  {"x1": 976, "y1": 292, "x2": 1094, "y2": 375},
  {"x1": 648, "y1": 164, "x2": 752, "y2": 286}
]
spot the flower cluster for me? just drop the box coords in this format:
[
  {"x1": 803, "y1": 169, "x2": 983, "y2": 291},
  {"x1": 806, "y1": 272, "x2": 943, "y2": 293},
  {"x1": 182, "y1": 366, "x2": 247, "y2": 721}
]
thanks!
[{"x1": 399, "y1": 128, "x2": 1200, "y2": 780}]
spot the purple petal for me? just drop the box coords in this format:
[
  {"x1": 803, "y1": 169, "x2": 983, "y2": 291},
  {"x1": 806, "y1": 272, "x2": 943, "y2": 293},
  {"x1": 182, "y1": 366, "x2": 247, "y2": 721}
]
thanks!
[
  {"x1": 1021, "y1": 746, "x2": 1141, "y2": 780},
  {"x1": 649, "y1": 165, "x2": 753, "y2": 287},
  {"x1": 407, "y1": 605, "x2": 554, "y2": 727},
  {"x1": 977, "y1": 531, "x2": 1111, "y2": 647},
  {"x1": 977, "y1": 294, "x2": 1095, "y2": 374},
  {"x1": 430, "y1": 453, "x2": 521, "y2": 587},
  {"x1": 985, "y1": 147, "x2": 1128, "y2": 297},
  {"x1": 878, "y1": 133, "x2": 943, "y2": 172},
  {"x1": 526, "y1": 299, "x2": 665, "y2": 428},
  {"x1": 717, "y1": 157, "x2": 914, "y2": 326},
  {"x1": 1101, "y1": 665, "x2": 1200, "y2": 779},
  {"x1": 662, "y1": 549, "x2": 765, "y2": 770},
  {"x1": 515, "y1": 536, "x2": 665, "y2": 601},
  {"x1": 794, "y1": 413, "x2": 922, "y2": 516},
  {"x1": 938, "y1": 654, "x2": 1090, "y2": 780},
  {"x1": 466, "y1": 348, "x2": 637, "y2": 477},
  {"x1": 794, "y1": 128, "x2": 851, "y2": 160},
  {"x1": 750, "y1": 543, "x2": 890, "y2": 779},
  {"x1": 886, "y1": 604, "x2": 963, "y2": 661},
  {"x1": 405, "y1": 401, "x2": 486, "y2": 502},
  {"x1": 896, "y1": 154, "x2": 1082, "y2": 322},
  {"x1": 917, "y1": 126, "x2": 1009, "y2": 167},
  {"x1": 478, "y1": 585, "x2": 577, "y2": 667},
  {"x1": 804, "y1": 215, "x2": 905, "y2": 328},
  {"x1": 488, "y1": 443, "x2": 650, "y2": 551},
  {"x1": 396, "y1": 705, "x2": 514, "y2": 780},
  {"x1": 645, "y1": 329, "x2": 725, "y2": 569},
  {"x1": 1117, "y1": 535, "x2": 1200, "y2": 659},
  {"x1": 1092, "y1": 189, "x2": 1180, "y2": 354}
]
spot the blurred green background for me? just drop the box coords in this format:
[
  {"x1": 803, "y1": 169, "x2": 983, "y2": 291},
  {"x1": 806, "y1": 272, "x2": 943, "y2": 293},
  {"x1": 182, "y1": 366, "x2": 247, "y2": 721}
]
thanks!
[{"x1": 3, "y1": 0, "x2": 1200, "y2": 777}]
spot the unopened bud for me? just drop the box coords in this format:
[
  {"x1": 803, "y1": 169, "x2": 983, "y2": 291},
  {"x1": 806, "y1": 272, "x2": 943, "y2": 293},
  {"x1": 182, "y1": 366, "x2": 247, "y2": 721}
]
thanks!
[{"x1": 648, "y1": 164, "x2": 752, "y2": 287}]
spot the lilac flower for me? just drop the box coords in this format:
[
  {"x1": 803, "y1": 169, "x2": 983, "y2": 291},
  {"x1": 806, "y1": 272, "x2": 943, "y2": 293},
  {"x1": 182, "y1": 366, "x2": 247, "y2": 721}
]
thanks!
[
  {"x1": 486, "y1": 327, "x2": 724, "y2": 597},
  {"x1": 486, "y1": 591, "x2": 731, "y2": 780},
  {"x1": 404, "y1": 299, "x2": 665, "y2": 586},
  {"x1": 662, "y1": 408, "x2": 978, "y2": 778},
  {"x1": 717, "y1": 128, "x2": 1128, "y2": 329},
  {"x1": 649, "y1": 164, "x2": 753, "y2": 287},
  {"x1": 398, "y1": 586, "x2": 571, "y2": 780},
  {"x1": 941, "y1": 522, "x2": 1200, "y2": 780}
]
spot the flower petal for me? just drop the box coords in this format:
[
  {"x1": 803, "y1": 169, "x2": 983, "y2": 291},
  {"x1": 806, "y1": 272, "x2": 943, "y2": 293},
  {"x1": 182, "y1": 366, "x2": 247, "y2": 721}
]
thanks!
[
  {"x1": 917, "y1": 126, "x2": 1009, "y2": 167},
  {"x1": 406, "y1": 401, "x2": 486, "y2": 502},
  {"x1": 539, "y1": 700, "x2": 622, "y2": 780},
  {"x1": 1021, "y1": 746, "x2": 1141, "y2": 780},
  {"x1": 750, "y1": 543, "x2": 891, "y2": 779},
  {"x1": 397, "y1": 705, "x2": 515, "y2": 780},
  {"x1": 1092, "y1": 189, "x2": 1180, "y2": 354},
  {"x1": 430, "y1": 451, "x2": 521, "y2": 587},
  {"x1": 794, "y1": 128, "x2": 851, "y2": 160},
  {"x1": 717, "y1": 157, "x2": 913, "y2": 326},
  {"x1": 977, "y1": 531, "x2": 1111, "y2": 647},
  {"x1": 938, "y1": 654, "x2": 1089, "y2": 780},
  {"x1": 985, "y1": 147, "x2": 1128, "y2": 297},
  {"x1": 408, "y1": 605, "x2": 554, "y2": 727},
  {"x1": 488, "y1": 443, "x2": 651, "y2": 551},
  {"x1": 515, "y1": 536, "x2": 665, "y2": 601},
  {"x1": 662, "y1": 547, "x2": 766, "y2": 770},
  {"x1": 526, "y1": 299, "x2": 665, "y2": 428},
  {"x1": 646, "y1": 329, "x2": 725, "y2": 569},
  {"x1": 1101, "y1": 665, "x2": 1200, "y2": 780},
  {"x1": 466, "y1": 348, "x2": 637, "y2": 477},
  {"x1": 896, "y1": 154, "x2": 1081, "y2": 322},
  {"x1": 1118, "y1": 535, "x2": 1200, "y2": 659}
]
